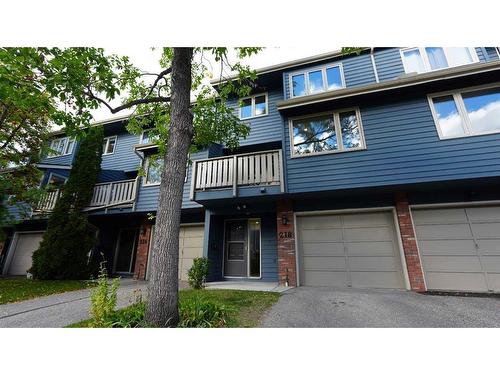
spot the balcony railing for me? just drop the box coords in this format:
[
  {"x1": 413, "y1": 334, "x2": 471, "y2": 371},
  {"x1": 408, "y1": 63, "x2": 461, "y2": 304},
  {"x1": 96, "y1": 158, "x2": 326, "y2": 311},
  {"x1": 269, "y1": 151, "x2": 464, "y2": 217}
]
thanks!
[
  {"x1": 33, "y1": 177, "x2": 139, "y2": 213},
  {"x1": 190, "y1": 149, "x2": 284, "y2": 199}
]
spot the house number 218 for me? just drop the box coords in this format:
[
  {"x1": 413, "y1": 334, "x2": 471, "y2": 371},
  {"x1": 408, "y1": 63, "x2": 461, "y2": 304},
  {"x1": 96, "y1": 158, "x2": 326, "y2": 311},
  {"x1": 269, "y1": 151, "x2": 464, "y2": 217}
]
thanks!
[{"x1": 279, "y1": 231, "x2": 294, "y2": 239}]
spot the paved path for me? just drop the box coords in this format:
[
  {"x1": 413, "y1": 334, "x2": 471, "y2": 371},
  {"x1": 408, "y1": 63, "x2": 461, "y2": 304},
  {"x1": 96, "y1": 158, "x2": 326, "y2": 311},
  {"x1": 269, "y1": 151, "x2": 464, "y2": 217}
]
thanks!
[
  {"x1": 0, "y1": 279, "x2": 148, "y2": 328},
  {"x1": 260, "y1": 287, "x2": 500, "y2": 327}
]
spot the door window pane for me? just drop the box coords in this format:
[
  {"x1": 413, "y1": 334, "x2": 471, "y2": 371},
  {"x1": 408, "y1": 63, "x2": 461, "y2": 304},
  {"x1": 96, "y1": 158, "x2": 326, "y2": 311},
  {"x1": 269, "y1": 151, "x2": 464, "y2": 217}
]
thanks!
[
  {"x1": 308, "y1": 70, "x2": 324, "y2": 94},
  {"x1": 227, "y1": 221, "x2": 245, "y2": 241},
  {"x1": 403, "y1": 49, "x2": 425, "y2": 73},
  {"x1": 462, "y1": 88, "x2": 500, "y2": 134},
  {"x1": 248, "y1": 219, "x2": 261, "y2": 277},
  {"x1": 426, "y1": 47, "x2": 448, "y2": 70},
  {"x1": 293, "y1": 115, "x2": 337, "y2": 155},
  {"x1": 291, "y1": 73, "x2": 306, "y2": 97},
  {"x1": 326, "y1": 66, "x2": 343, "y2": 90},
  {"x1": 339, "y1": 111, "x2": 361, "y2": 149},
  {"x1": 240, "y1": 98, "x2": 252, "y2": 119},
  {"x1": 446, "y1": 47, "x2": 474, "y2": 66},
  {"x1": 227, "y1": 243, "x2": 244, "y2": 261},
  {"x1": 254, "y1": 95, "x2": 267, "y2": 116},
  {"x1": 432, "y1": 96, "x2": 466, "y2": 137}
]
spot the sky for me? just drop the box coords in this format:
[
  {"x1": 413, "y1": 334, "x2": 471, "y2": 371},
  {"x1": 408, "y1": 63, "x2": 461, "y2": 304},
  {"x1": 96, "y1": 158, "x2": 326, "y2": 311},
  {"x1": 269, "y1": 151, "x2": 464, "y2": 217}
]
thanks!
[{"x1": 91, "y1": 46, "x2": 340, "y2": 121}]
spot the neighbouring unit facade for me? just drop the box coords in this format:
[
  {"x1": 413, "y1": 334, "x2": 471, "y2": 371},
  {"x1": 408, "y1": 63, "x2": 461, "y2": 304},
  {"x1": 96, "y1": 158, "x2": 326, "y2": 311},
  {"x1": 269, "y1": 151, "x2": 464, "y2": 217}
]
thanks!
[{"x1": 2, "y1": 47, "x2": 500, "y2": 293}]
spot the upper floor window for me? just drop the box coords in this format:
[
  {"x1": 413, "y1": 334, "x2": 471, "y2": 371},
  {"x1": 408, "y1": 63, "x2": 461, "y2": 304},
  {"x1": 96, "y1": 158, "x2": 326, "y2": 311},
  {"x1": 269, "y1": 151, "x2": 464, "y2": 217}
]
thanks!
[
  {"x1": 102, "y1": 136, "x2": 117, "y2": 155},
  {"x1": 290, "y1": 64, "x2": 344, "y2": 98},
  {"x1": 290, "y1": 108, "x2": 365, "y2": 157},
  {"x1": 239, "y1": 93, "x2": 268, "y2": 119},
  {"x1": 429, "y1": 85, "x2": 500, "y2": 139},
  {"x1": 144, "y1": 156, "x2": 163, "y2": 186},
  {"x1": 140, "y1": 129, "x2": 159, "y2": 144},
  {"x1": 47, "y1": 137, "x2": 75, "y2": 158},
  {"x1": 401, "y1": 47, "x2": 479, "y2": 74}
]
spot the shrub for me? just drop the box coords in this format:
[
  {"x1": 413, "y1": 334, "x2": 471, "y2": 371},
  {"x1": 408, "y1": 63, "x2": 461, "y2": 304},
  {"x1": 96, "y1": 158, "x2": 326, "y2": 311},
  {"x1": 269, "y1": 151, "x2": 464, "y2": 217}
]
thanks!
[
  {"x1": 89, "y1": 265, "x2": 120, "y2": 327},
  {"x1": 178, "y1": 294, "x2": 228, "y2": 327},
  {"x1": 187, "y1": 257, "x2": 209, "y2": 289},
  {"x1": 103, "y1": 302, "x2": 146, "y2": 328}
]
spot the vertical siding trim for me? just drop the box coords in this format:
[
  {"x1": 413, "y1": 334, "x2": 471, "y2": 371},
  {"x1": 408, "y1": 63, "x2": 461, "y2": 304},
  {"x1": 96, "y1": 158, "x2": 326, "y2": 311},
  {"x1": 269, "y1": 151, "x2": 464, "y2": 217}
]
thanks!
[{"x1": 370, "y1": 51, "x2": 380, "y2": 83}]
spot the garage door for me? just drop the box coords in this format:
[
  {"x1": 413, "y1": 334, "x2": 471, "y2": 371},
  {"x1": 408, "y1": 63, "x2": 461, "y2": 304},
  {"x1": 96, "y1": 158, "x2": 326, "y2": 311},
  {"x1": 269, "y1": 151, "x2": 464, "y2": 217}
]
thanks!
[
  {"x1": 7, "y1": 232, "x2": 44, "y2": 275},
  {"x1": 297, "y1": 211, "x2": 405, "y2": 289},
  {"x1": 179, "y1": 225, "x2": 204, "y2": 281},
  {"x1": 413, "y1": 206, "x2": 500, "y2": 292}
]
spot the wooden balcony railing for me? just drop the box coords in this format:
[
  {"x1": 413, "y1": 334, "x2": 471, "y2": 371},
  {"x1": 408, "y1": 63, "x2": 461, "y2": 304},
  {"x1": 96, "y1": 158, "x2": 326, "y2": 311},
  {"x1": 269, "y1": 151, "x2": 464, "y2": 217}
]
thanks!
[
  {"x1": 190, "y1": 149, "x2": 284, "y2": 199},
  {"x1": 35, "y1": 190, "x2": 61, "y2": 212}
]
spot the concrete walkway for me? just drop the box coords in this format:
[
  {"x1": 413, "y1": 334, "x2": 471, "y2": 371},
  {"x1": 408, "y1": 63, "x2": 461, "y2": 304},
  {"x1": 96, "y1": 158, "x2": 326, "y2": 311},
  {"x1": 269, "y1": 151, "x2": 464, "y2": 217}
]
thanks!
[
  {"x1": 205, "y1": 281, "x2": 291, "y2": 292},
  {"x1": 260, "y1": 286, "x2": 500, "y2": 328},
  {"x1": 0, "y1": 279, "x2": 148, "y2": 328}
]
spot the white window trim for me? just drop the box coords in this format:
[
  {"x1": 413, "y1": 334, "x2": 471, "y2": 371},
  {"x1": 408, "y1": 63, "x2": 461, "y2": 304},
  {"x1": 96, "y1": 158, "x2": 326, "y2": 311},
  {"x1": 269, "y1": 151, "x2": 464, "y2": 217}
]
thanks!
[
  {"x1": 46, "y1": 172, "x2": 68, "y2": 186},
  {"x1": 428, "y1": 82, "x2": 500, "y2": 140},
  {"x1": 288, "y1": 107, "x2": 366, "y2": 158},
  {"x1": 46, "y1": 137, "x2": 75, "y2": 158},
  {"x1": 102, "y1": 135, "x2": 117, "y2": 156},
  {"x1": 288, "y1": 63, "x2": 346, "y2": 98},
  {"x1": 238, "y1": 93, "x2": 269, "y2": 120},
  {"x1": 142, "y1": 157, "x2": 162, "y2": 187},
  {"x1": 400, "y1": 47, "x2": 479, "y2": 75}
]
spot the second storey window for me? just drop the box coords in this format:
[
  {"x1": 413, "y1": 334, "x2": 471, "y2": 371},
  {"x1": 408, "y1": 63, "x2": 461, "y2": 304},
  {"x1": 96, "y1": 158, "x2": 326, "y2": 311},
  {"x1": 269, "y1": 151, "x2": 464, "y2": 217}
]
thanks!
[
  {"x1": 239, "y1": 93, "x2": 268, "y2": 119},
  {"x1": 144, "y1": 156, "x2": 163, "y2": 185},
  {"x1": 290, "y1": 108, "x2": 365, "y2": 157},
  {"x1": 102, "y1": 136, "x2": 117, "y2": 155},
  {"x1": 401, "y1": 47, "x2": 478, "y2": 74},
  {"x1": 48, "y1": 137, "x2": 74, "y2": 158},
  {"x1": 290, "y1": 65, "x2": 344, "y2": 98},
  {"x1": 429, "y1": 85, "x2": 500, "y2": 139}
]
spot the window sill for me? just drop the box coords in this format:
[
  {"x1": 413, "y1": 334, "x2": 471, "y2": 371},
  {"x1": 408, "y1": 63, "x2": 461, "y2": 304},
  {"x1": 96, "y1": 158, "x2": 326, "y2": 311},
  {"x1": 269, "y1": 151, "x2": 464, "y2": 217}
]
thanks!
[
  {"x1": 290, "y1": 146, "x2": 367, "y2": 159},
  {"x1": 239, "y1": 113, "x2": 269, "y2": 121}
]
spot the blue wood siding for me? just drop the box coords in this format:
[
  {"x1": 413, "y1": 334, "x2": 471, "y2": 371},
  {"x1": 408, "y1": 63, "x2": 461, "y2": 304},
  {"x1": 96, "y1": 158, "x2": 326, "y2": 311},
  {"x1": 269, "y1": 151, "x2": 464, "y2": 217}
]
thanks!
[
  {"x1": 284, "y1": 96, "x2": 500, "y2": 193},
  {"x1": 101, "y1": 132, "x2": 141, "y2": 172},
  {"x1": 134, "y1": 150, "x2": 208, "y2": 212},
  {"x1": 40, "y1": 143, "x2": 77, "y2": 166},
  {"x1": 486, "y1": 47, "x2": 500, "y2": 61},
  {"x1": 343, "y1": 53, "x2": 377, "y2": 87},
  {"x1": 227, "y1": 89, "x2": 283, "y2": 146},
  {"x1": 373, "y1": 48, "x2": 405, "y2": 81}
]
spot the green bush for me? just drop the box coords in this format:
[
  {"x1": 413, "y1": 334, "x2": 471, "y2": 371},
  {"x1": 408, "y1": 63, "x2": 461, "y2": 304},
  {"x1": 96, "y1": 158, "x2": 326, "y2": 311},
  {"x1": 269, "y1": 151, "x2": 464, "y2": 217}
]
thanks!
[
  {"x1": 178, "y1": 294, "x2": 228, "y2": 327},
  {"x1": 187, "y1": 257, "x2": 209, "y2": 289},
  {"x1": 89, "y1": 265, "x2": 120, "y2": 327},
  {"x1": 103, "y1": 302, "x2": 147, "y2": 328}
]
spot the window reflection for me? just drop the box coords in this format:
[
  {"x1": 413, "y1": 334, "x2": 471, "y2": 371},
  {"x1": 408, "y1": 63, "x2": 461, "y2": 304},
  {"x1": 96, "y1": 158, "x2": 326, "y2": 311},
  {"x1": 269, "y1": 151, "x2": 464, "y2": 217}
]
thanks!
[
  {"x1": 432, "y1": 96, "x2": 466, "y2": 137},
  {"x1": 308, "y1": 70, "x2": 324, "y2": 94},
  {"x1": 293, "y1": 116, "x2": 337, "y2": 155},
  {"x1": 326, "y1": 66, "x2": 343, "y2": 90},
  {"x1": 339, "y1": 111, "x2": 361, "y2": 149},
  {"x1": 292, "y1": 74, "x2": 306, "y2": 97},
  {"x1": 403, "y1": 49, "x2": 425, "y2": 73},
  {"x1": 462, "y1": 88, "x2": 500, "y2": 133},
  {"x1": 240, "y1": 98, "x2": 252, "y2": 119}
]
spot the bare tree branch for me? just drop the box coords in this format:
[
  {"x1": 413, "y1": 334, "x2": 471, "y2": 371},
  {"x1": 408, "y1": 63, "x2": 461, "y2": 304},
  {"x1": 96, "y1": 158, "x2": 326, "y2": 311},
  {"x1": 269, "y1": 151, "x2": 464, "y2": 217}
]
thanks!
[{"x1": 84, "y1": 88, "x2": 171, "y2": 114}]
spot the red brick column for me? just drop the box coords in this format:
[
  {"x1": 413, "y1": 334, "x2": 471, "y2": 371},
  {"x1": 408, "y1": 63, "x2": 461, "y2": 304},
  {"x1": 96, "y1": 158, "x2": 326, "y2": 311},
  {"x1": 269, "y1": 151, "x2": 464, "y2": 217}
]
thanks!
[
  {"x1": 395, "y1": 192, "x2": 426, "y2": 292},
  {"x1": 276, "y1": 199, "x2": 297, "y2": 287},
  {"x1": 134, "y1": 219, "x2": 153, "y2": 280}
]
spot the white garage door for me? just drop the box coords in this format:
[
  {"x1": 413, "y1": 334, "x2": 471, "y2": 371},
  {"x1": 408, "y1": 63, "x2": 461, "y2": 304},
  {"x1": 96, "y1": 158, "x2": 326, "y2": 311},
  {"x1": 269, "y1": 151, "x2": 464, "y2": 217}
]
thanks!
[
  {"x1": 179, "y1": 225, "x2": 204, "y2": 281},
  {"x1": 7, "y1": 232, "x2": 44, "y2": 275},
  {"x1": 413, "y1": 206, "x2": 500, "y2": 292},
  {"x1": 146, "y1": 224, "x2": 204, "y2": 281},
  {"x1": 297, "y1": 211, "x2": 405, "y2": 289}
]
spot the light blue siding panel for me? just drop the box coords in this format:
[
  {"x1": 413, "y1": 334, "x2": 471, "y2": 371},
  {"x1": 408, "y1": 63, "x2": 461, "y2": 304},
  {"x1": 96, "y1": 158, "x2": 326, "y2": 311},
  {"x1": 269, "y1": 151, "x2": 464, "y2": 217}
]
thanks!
[
  {"x1": 373, "y1": 48, "x2": 405, "y2": 81},
  {"x1": 40, "y1": 144, "x2": 77, "y2": 166},
  {"x1": 284, "y1": 97, "x2": 500, "y2": 193},
  {"x1": 101, "y1": 132, "x2": 141, "y2": 172},
  {"x1": 260, "y1": 214, "x2": 278, "y2": 281},
  {"x1": 343, "y1": 53, "x2": 377, "y2": 87},
  {"x1": 486, "y1": 47, "x2": 499, "y2": 61},
  {"x1": 476, "y1": 47, "x2": 486, "y2": 62}
]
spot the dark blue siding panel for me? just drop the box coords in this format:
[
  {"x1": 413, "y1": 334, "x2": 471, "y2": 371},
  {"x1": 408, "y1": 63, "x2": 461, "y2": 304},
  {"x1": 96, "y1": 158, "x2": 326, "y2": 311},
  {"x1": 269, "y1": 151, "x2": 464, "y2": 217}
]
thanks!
[
  {"x1": 476, "y1": 47, "x2": 486, "y2": 62},
  {"x1": 40, "y1": 144, "x2": 77, "y2": 166},
  {"x1": 227, "y1": 89, "x2": 283, "y2": 146},
  {"x1": 101, "y1": 132, "x2": 141, "y2": 172},
  {"x1": 343, "y1": 53, "x2": 377, "y2": 87},
  {"x1": 374, "y1": 48, "x2": 405, "y2": 81},
  {"x1": 486, "y1": 47, "x2": 499, "y2": 61},
  {"x1": 285, "y1": 97, "x2": 500, "y2": 193}
]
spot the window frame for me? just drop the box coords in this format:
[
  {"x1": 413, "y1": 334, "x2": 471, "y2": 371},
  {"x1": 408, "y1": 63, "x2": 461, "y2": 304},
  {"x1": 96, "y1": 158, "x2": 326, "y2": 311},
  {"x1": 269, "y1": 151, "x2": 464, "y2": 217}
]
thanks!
[
  {"x1": 428, "y1": 82, "x2": 500, "y2": 140},
  {"x1": 238, "y1": 93, "x2": 269, "y2": 120},
  {"x1": 400, "y1": 47, "x2": 479, "y2": 74},
  {"x1": 102, "y1": 135, "x2": 117, "y2": 156},
  {"x1": 46, "y1": 137, "x2": 75, "y2": 158},
  {"x1": 288, "y1": 63, "x2": 346, "y2": 98},
  {"x1": 288, "y1": 107, "x2": 366, "y2": 158}
]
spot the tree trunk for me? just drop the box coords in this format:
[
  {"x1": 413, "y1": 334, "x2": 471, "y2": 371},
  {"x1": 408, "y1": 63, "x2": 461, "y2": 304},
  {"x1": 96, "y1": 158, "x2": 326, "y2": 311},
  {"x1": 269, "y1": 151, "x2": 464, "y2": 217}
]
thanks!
[{"x1": 145, "y1": 47, "x2": 194, "y2": 327}]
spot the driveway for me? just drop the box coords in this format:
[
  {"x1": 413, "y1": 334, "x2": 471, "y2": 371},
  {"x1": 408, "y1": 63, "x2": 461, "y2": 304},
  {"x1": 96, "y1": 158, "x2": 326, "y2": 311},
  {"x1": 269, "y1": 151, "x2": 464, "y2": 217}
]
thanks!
[
  {"x1": 260, "y1": 287, "x2": 500, "y2": 327},
  {"x1": 0, "y1": 279, "x2": 148, "y2": 328}
]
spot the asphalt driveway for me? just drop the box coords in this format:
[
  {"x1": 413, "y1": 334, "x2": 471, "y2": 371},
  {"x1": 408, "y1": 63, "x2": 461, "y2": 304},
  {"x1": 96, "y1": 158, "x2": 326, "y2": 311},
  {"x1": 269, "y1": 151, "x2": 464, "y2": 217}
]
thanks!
[{"x1": 260, "y1": 287, "x2": 500, "y2": 327}]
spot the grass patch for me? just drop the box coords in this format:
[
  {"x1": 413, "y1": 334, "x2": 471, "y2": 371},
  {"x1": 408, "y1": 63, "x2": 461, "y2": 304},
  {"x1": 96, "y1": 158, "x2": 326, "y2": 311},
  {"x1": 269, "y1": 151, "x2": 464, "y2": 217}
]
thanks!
[
  {"x1": 68, "y1": 289, "x2": 280, "y2": 328},
  {"x1": 0, "y1": 277, "x2": 90, "y2": 305}
]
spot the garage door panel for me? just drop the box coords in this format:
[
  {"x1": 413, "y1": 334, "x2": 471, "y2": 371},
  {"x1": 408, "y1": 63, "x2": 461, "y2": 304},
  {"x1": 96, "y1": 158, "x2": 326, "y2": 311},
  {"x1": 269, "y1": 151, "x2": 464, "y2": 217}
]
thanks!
[
  {"x1": 178, "y1": 225, "x2": 204, "y2": 282},
  {"x1": 421, "y1": 256, "x2": 483, "y2": 272},
  {"x1": 418, "y1": 239, "x2": 475, "y2": 256},
  {"x1": 415, "y1": 223, "x2": 472, "y2": 240},
  {"x1": 350, "y1": 271, "x2": 402, "y2": 289},
  {"x1": 8, "y1": 233, "x2": 44, "y2": 275},
  {"x1": 477, "y1": 240, "x2": 500, "y2": 255},
  {"x1": 298, "y1": 215, "x2": 341, "y2": 229},
  {"x1": 425, "y1": 272, "x2": 488, "y2": 292},
  {"x1": 300, "y1": 228, "x2": 343, "y2": 242},
  {"x1": 341, "y1": 212, "x2": 392, "y2": 227},
  {"x1": 348, "y1": 241, "x2": 397, "y2": 256},
  {"x1": 349, "y1": 256, "x2": 401, "y2": 272},
  {"x1": 303, "y1": 256, "x2": 347, "y2": 271},
  {"x1": 470, "y1": 222, "x2": 500, "y2": 238},
  {"x1": 467, "y1": 206, "x2": 500, "y2": 221},
  {"x1": 412, "y1": 208, "x2": 467, "y2": 224},
  {"x1": 481, "y1": 256, "x2": 500, "y2": 272},
  {"x1": 486, "y1": 273, "x2": 500, "y2": 291},
  {"x1": 302, "y1": 271, "x2": 348, "y2": 287},
  {"x1": 343, "y1": 227, "x2": 393, "y2": 242},
  {"x1": 300, "y1": 242, "x2": 344, "y2": 256}
]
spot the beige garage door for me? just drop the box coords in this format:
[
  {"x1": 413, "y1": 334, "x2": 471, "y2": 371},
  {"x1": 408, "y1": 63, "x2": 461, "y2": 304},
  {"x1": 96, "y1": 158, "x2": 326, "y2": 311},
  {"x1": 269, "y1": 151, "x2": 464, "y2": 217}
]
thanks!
[
  {"x1": 179, "y1": 225, "x2": 204, "y2": 281},
  {"x1": 413, "y1": 206, "x2": 500, "y2": 292},
  {"x1": 8, "y1": 232, "x2": 44, "y2": 275},
  {"x1": 298, "y1": 211, "x2": 405, "y2": 289}
]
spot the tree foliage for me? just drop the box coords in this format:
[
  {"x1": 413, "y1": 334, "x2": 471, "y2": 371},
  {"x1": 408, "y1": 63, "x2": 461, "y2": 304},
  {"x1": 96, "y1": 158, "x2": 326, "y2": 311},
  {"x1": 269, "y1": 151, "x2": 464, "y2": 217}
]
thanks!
[{"x1": 30, "y1": 127, "x2": 103, "y2": 279}]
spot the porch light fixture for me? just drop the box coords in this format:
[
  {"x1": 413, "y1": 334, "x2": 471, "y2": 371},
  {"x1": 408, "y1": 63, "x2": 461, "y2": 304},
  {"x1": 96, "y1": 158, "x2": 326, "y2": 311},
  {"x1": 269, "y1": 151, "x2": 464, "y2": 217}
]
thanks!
[{"x1": 281, "y1": 215, "x2": 289, "y2": 226}]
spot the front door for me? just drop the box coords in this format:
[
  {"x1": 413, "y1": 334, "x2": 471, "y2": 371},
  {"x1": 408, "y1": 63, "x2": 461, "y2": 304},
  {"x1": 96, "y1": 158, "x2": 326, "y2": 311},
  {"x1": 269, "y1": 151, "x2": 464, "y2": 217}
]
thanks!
[
  {"x1": 224, "y1": 219, "x2": 261, "y2": 278},
  {"x1": 114, "y1": 228, "x2": 138, "y2": 274}
]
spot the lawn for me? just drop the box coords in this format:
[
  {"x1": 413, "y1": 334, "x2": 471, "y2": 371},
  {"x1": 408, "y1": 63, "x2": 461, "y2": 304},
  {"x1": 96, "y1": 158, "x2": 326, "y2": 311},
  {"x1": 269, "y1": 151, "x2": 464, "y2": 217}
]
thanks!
[
  {"x1": 68, "y1": 289, "x2": 280, "y2": 328},
  {"x1": 0, "y1": 278, "x2": 90, "y2": 305}
]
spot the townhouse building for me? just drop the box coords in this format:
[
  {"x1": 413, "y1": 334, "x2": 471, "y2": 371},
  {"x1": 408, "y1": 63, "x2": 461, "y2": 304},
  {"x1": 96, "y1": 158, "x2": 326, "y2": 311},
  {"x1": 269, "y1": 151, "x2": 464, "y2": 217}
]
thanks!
[{"x1": 2, "y1": 47, "x2": 500, "y2": 293}]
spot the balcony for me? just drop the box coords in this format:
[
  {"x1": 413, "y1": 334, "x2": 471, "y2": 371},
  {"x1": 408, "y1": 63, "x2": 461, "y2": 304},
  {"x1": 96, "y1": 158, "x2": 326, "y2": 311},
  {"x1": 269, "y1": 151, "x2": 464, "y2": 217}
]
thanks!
[
  {"x1": 34, "y1": 177, "x2": 139, "y2": 213},
  {"x1": 190, "y1": 149, "x2": 284, "y2": 201}
]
